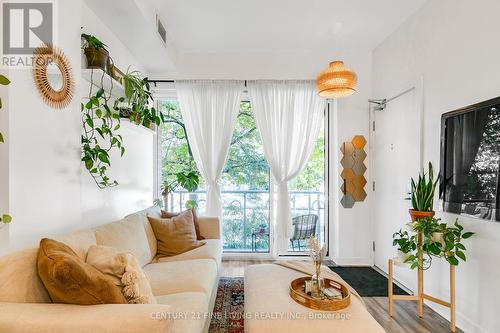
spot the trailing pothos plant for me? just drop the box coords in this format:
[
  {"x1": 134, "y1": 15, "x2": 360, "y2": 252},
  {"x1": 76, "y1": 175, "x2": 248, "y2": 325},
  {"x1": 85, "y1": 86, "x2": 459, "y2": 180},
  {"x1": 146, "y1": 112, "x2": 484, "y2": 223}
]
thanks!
[
  {"x1": 394, "y1": 217, "x2": 474, "y2": 269},
  {"x1": 0, "y1": 74, "x2": 12, "y2": 224},
  {"x1": 122, "y1": 69, "x2": 164, "y2": 128},
  {"x1": 81, "y1": 70, "x2": 125, "y2": 189}
]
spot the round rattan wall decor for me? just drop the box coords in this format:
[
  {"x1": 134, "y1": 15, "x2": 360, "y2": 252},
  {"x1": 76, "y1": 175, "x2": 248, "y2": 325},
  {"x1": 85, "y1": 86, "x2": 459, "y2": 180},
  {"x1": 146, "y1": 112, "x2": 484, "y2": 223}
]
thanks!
[{"x1": 32, "y1": 44, "x2": 74, "y2": 109}]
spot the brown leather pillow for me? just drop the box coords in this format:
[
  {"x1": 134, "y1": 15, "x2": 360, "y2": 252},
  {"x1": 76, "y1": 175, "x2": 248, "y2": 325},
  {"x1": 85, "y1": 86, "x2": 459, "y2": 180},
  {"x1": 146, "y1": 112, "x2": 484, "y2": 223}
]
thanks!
[
  {"x1": 162, "y1": 208, "x2": 205, "y2": 240},
  {"x1": 149, "y1": 210, "x2": 205, "y2": 256},
  {"x1": 37, "y1": 238, "x2": 127, "y2": 305}
]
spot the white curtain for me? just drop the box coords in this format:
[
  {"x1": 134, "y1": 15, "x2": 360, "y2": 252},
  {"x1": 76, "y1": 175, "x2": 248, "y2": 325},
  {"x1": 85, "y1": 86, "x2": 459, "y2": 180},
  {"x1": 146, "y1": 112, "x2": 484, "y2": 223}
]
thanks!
[
  {"x1": 176, "y1": 80, "x2": 243, "y2": 217},
  {"x1": 248, "y1": 80, "x2": 326, "y2": 243}
]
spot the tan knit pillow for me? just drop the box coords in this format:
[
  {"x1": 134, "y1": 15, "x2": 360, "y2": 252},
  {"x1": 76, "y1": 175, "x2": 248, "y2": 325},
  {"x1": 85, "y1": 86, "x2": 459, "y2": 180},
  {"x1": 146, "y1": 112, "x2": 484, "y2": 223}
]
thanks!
[
  {"x1": 148, "y1": 210, "x2": 205, "y2": 256},
  {"x1": 37, "y1": 238, "x2": 127, "y2": 305},
  {"x1": 86, "y1": 245, "x2": 156, "y2": 304},
  {"x1": 161, "y1": 208, "x2": 205, "y2": 240}
]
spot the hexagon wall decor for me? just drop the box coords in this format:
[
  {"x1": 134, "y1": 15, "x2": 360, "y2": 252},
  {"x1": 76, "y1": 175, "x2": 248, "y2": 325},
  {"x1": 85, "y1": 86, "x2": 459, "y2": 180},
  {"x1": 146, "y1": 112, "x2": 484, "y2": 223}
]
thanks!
[{"x1": 340, "y1": 135, "x2": 367, "y2": 208}]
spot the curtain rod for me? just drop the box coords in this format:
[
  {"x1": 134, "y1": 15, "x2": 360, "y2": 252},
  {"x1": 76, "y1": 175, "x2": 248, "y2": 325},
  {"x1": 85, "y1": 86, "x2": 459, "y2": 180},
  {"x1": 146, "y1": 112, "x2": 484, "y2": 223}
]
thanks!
[{"x1": 148, "y1": 79, "x2": 248, "y2": 87}]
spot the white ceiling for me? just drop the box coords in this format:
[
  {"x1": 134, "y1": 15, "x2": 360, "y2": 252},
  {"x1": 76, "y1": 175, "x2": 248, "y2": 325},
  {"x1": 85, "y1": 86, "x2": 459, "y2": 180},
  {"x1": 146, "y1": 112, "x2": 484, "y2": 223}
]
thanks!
[{"x1": 152, "y1": 0, "x2": 428, "y2": 54}]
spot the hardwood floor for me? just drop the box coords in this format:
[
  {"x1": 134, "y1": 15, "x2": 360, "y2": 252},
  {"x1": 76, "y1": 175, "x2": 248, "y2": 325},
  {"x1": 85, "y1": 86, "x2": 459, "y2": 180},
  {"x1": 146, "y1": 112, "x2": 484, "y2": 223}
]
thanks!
[{"x1": 221, "y1": 259, "x2": 462, "y2": 333}]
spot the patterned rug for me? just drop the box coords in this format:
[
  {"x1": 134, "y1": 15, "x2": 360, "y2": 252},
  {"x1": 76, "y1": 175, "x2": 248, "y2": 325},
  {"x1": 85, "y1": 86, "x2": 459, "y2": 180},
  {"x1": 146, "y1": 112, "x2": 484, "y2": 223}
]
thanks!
[{"x1": 209, "y1": 277, "x2": 245, "y2": 333}]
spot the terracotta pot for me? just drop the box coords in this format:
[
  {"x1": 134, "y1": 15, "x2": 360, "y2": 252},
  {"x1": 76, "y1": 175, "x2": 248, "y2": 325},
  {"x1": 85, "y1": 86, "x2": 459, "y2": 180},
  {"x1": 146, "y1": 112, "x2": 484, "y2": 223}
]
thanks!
[
  {"x1": 409, "y1": 209, "x2": 435, "y2": 222},
  {"x1": 84, "y1": 47, "x2": 110, "y2": 73}
]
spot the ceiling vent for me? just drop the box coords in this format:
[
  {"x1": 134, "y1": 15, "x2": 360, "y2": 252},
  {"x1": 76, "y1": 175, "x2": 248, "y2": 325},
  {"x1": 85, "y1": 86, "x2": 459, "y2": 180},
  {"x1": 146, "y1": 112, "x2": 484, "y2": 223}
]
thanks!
[{"x1": 156, "y1": 15, "x2": 167, "y2": 46}]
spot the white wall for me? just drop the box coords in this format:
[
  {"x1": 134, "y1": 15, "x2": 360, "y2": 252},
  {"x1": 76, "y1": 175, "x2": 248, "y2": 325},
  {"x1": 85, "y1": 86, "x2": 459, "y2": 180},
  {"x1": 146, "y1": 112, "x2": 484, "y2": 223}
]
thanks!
[
  {"x1": 1, "y1": 0, "x2": 155, "y2": 254},
  {"x1": 372, "y1": 1, "x2": 500, "y2": 332},
  {"x1": 6, "y1": 0, "x2": 83, "y2": 251},
  {"x1": 0, "y1": 68, "x2": 10, "y2": 253},
  {"x1": 331, "y1": 55, "x2": 373, "y2": 265}
]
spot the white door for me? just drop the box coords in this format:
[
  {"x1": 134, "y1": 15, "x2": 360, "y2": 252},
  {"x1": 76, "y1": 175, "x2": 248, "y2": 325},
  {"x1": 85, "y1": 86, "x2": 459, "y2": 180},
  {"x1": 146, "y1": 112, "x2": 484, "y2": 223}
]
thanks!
[{"x1": 372, "y1": 85, "x2": 422, "y2": 282}]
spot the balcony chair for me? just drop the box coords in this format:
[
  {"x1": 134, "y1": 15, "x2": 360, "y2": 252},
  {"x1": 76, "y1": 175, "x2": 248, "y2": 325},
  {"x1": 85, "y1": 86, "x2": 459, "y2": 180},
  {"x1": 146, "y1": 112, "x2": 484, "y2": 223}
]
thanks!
[{"x1": 289, "y1": 214, "x2": 318, "y2": 251}]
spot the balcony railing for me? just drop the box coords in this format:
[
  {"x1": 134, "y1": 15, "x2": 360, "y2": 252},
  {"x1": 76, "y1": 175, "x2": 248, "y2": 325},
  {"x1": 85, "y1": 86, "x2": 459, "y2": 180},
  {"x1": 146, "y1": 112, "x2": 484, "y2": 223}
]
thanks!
[{"x1": 166, "y1": 189, "x2": 325, "y2": 252}]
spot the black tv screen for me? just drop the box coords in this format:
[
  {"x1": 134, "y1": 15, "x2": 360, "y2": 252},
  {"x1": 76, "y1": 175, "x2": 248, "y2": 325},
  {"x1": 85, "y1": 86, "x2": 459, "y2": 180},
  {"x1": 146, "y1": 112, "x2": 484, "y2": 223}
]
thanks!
[{"x1": 440, "y1": 97, "x2": 500, "y2": 222}]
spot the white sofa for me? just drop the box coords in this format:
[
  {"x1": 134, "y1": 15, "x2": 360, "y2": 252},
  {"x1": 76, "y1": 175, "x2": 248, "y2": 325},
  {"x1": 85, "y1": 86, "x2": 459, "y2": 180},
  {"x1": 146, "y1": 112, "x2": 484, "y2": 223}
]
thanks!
[{"x1": 0, "y1": 206, "x2": 222, "y2": 333}]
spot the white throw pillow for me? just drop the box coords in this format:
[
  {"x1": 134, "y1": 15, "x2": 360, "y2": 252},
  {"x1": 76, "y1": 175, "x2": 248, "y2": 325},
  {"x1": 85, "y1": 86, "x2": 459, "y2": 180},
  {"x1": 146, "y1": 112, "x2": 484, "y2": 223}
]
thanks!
[{"x1": 86, "y1": 245, "x2": 156, "y2": 304}]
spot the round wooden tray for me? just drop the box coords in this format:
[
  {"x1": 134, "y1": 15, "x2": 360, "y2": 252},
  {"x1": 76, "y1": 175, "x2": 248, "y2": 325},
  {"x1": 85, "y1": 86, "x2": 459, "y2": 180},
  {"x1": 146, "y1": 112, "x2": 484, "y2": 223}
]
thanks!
[{"x1": 289, "y1": 277, "x2": 351, "y2": 311}]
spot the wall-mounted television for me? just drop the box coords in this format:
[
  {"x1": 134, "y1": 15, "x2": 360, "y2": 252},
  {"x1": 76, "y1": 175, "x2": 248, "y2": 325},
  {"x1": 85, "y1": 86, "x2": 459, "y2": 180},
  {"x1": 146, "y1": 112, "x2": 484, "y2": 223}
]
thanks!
[{"x1": 440, "y1": 97, "x2": 500, "y2": 222}]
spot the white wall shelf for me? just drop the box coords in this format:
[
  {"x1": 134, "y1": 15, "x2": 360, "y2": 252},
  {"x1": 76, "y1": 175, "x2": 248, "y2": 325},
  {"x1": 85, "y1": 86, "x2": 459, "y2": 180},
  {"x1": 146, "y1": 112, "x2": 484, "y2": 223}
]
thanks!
[{"x1": 81, "y1": 68, "x2": 124, "y2": 98}]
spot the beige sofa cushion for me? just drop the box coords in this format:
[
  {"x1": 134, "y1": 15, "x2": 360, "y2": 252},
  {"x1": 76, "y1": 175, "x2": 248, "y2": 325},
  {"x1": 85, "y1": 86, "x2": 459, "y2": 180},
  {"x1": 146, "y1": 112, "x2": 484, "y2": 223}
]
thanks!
[
  {"x1": 155, "y1": 239, "x2": 222, "y2": 269},
  {"x1": 162, "y1": 208, "x2": 205, "y2": 240},
  {"x1": 143, "y1": 259, "x2": 217, "y2": 297},
  {"x1": 0, "y1": 247, "x2": 51, "y2": 303},
  {"x1": 148, "y1": 211, "x2": 205, "y2": 256},
  {"x1": 93, "y1": 217, "x2": 152, "y2": 267},
  {"x1": 86, "y1": 245, "x2": 156, "y2": 304},
  {"x1": 53, "y1": 229, "x2": 97, "y2": 260},
  {"x1": 124, "y1": 206, "x2": 161, "y2": 261},
  {"x1": 156, "y1": 292, "x2": 208, "y2": 333}
]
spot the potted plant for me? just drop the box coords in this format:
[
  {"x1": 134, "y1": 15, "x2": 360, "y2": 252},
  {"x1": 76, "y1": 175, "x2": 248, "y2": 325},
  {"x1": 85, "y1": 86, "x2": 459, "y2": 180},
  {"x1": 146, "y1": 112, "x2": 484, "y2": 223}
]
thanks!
[
  {"x1": 392, "y1": 229, "x2": 416, "y2": 262},
  {"x1": 409, "y1": 162, "x2": 439, "y2": 221},
  {"x1": 397, "y1": 217, "x2": 474, "y2": 269},
  {"x1": 161, "y1": 171, "x2": 200, "y2": 210},
  {"x1": 81, "y1": 33, "x2": 110, "y2": 73},
  {"x1": 122, "y1": 69, "x2": 164, "y2": 128}
]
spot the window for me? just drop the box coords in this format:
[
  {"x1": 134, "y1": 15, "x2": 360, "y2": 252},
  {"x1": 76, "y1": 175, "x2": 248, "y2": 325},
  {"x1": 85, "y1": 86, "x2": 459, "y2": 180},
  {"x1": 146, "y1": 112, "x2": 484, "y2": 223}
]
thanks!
[
  {"x1": 160, "y1": 101, "x2": 270, "y2": 252},
  {"x1": 159, "y1": 99, "x2": 327, "y2": 255}
]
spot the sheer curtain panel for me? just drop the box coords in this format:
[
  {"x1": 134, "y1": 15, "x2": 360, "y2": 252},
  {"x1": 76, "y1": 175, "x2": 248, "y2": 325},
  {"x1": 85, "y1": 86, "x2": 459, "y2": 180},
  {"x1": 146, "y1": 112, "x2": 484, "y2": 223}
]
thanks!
[
  {"x1": 248, "y1": 81, "x2": 326, "y2": 247},
  {"x1": 176, "y1": 80, "x2": 244, "y2": 218}
]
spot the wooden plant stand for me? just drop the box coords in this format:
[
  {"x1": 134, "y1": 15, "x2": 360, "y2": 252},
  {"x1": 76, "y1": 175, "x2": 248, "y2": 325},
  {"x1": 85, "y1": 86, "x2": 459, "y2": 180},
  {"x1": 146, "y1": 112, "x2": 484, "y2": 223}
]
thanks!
[{"x1": 388, "y1": 233, "x2": 456, "y2": 332}]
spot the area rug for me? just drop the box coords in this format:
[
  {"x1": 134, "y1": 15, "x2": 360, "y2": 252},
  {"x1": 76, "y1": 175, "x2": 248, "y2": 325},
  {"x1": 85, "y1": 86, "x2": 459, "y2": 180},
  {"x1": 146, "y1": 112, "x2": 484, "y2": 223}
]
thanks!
[
  {"x1": 209, "y1": 277, "x2": 244, "y2": 333},
  {"x1": 329, "y1": 266, "x2": 410, "y2": 297}
]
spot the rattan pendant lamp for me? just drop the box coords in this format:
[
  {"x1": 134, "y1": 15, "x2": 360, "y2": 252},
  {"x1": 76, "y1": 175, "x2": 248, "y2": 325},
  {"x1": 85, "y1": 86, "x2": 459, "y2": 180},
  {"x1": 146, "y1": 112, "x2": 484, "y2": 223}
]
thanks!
[{"x1": 316, "y1": 61, "x2": 357, "y2": 98}]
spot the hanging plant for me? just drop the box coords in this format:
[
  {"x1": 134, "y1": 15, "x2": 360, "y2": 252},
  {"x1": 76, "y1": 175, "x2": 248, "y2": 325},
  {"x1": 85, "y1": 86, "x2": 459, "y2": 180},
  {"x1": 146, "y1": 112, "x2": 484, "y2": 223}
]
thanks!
[
  {"x1": 122, "y1": 69, "x2": 164, "y2": 128},
  {"x1": 0, "y1": 74, "x2": 12, "y2": 224},
  {"x1": 81, "y1": 70, "x2": 125, "y2": 189}
]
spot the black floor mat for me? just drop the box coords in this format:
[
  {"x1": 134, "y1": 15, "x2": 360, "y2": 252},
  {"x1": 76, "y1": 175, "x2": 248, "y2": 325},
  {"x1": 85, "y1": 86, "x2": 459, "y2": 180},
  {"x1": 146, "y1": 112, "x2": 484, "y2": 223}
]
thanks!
[{"x1": 329, "y1": 266, "x2": 410, "y2": 297}]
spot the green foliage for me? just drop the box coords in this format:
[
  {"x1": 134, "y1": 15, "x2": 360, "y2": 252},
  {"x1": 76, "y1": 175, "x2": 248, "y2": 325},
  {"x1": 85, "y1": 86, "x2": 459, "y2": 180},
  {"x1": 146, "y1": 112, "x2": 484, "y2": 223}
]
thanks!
[
  {"x1": 81, "y1": 74, "x2": 124, "y2": 189},
  {"x1": 393, "y1": 217, "x2": 474, "y2": 269},
  {"x1": 392, "y1": 229, "x2": 416, "y2": 254},
  {"x1": 411, "y1": 162, "x2": 439, "y2": 212},
  {"x1": 0, "y1": 214, "x2": 12, "y2": 224},
  {"x1": 81, "y1": 33, "x2": 107, "y2": 50},
  {"x1": 176, "y1": 172, "x2": 200, "y2": 193},
  {"x1": 123, "y1": 69, "x2": 164, "y2": 128},
  {"x1": 0, "y1": 75, "x2": 11, "y2": 223}
]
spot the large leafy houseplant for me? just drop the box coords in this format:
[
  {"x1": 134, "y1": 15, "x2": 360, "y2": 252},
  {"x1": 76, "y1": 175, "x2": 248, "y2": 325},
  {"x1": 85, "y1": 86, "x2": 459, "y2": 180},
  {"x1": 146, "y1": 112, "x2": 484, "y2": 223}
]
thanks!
[
  {"x1": 122, "y1": 69, "x2": 164, "y2": 128},
  {"x1": 0, "y1": 74, "x2": 11, "y2": 225},
  {"x1": 81, "y1": 70, "x2": 125, "y2": 189}
]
